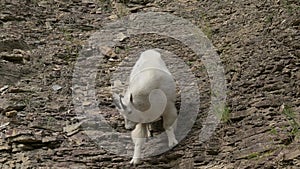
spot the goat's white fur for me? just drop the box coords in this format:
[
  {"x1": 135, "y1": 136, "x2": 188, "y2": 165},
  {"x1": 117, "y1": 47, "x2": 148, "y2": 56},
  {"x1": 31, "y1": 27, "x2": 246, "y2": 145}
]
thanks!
[{"x1": 113, "y1": 49, "x2": 178, "y2": 165}]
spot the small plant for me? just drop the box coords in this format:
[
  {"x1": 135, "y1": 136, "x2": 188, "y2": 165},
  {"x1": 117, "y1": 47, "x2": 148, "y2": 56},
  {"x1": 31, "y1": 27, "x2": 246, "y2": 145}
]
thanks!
[
  {"x1": 115, "y1": 2, "x2": 130, "y2": 18},
  {"x1": 124, "y1": 45, "x2": 130, "y2": 53},
  {"x1": 47, "y1": 116, "x2": 56, "y2": 126},
  {"x1": 98, "y1": 0, "x2": 113, "y2": 12},
  {"x1": 265, "y1": 15, "x2": 273, "y2": 23},
  {"x1": 218, "y1": 105, "x2": 231, "y2": 123},
  {"x1": 246, "y1": 152, "x2": 259, "y2": 159},
  {"x1": 246, "y1": 149, "x2": 276, "y2": 160},
  {"x1": 282, "y1": 0, "x2": 297, "y2": 14},
  {"x1": 115, "y1": 46, "x2": 121, "y2": 54},
  {"x1": 187, "y1": 61, "x2": 193, "y2": 66},
  {"x1": 270, "y1": 126, "x2": 278, "y2": 135},
  {"x1": 198, "y1": 12, "x2": 213, "y2": 39},
  {"x1": 202, "y1": 24, "x2": 213, "y2": 39},
  {"x1": 281, "y1": 105, "x2": 300, "y2": 138}
]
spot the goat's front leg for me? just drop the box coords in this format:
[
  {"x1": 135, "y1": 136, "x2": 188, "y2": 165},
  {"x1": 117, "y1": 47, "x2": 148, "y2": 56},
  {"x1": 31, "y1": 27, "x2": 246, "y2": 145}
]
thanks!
[
  {"x1": 130, "y1": 137, "x2": 146, "y2": 165},
  {"x1": 130, "y1": 123, "x2": 148, "y2": 165}
]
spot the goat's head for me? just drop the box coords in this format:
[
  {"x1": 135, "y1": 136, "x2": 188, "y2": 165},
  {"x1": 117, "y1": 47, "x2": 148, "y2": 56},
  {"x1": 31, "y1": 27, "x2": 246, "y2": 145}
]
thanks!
[{"x1": 113, "y1": 92, "x2": 137, "y2": 129}]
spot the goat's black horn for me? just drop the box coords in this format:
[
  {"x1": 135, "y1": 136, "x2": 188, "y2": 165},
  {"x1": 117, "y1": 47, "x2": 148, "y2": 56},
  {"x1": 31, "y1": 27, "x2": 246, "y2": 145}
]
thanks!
[{"x1": 119, "y1": 95, "x2": 126, "y2": 109}]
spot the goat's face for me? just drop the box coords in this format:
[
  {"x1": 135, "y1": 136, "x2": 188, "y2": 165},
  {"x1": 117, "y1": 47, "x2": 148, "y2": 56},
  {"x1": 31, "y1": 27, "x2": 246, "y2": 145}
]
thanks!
[{"x1": 113, "y1": 93, "x2": 137, "y2": 130}]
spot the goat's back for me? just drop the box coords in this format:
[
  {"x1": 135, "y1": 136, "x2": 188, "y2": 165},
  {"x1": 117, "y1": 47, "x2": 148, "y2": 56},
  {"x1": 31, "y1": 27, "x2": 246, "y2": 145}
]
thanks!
[{"x1": 128, "y1": 50, "x2": 176, "y2": 111}]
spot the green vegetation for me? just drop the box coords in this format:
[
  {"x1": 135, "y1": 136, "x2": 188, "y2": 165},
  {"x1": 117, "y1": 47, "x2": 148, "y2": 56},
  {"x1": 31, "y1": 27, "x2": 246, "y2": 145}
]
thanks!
[
  {"x1": 114, "y1": 2, "x2": 130, "y2": 18},
  {"x1": 282, "y1": 0, "x2": 299, "y2": 14},
  {"x1": 221, "y1": 106, "x2": 231, "y2": 123},
  {"x1": 47, "y1": 116, "x2": 56, "y2": 126},
  {"x1": 216, "y1": 105, "x2": 231, "y2": 123},
  {"x1": 202, "y1": 24, "x2": 213, "y2": 40},
  {"x1": 98, "y1": 0, "x2": 113, "y2": 12},
  {"x1": 270, "y1": 126, "x2": 278, "y2": 135},
  {"x1": 281, "y1": 106, "x2": 300, "y2": 138},
  {"x1": 246, "y1": 152, "x2": 260, "y2": 159},
  {"x1": 265, "y1": 15, "x2": 273, "y2": 23},
  {"x1": 198, "y1": 12, "x2": 213, "y2": 39},
  {"x1": 186, "y1": 61, "x2": 193, "y2": 66},
  {"x1": 246, "y1": 149, "x2": 275, "y2": 160}
]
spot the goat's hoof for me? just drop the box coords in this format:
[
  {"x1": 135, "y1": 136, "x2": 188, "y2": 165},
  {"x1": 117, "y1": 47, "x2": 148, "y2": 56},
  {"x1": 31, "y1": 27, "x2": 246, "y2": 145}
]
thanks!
[
  {"x1": 130, "y1": 158, "x2": 141, "y2": 166},
  {"x1": 168, "y1": 139, "x2": 178, "y2": 148}
]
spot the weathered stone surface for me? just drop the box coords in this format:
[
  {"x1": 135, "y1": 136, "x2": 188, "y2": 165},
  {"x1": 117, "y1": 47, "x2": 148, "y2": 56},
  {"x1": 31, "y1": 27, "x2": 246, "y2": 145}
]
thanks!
[
  {"x1": 99, "y1": 46, "x2": 117, "y2": 58},
  {"x1": 5, "y1": 110, "x2": 17, "y2": 117},
  {"x1": 0, "y1": 142, "x2": 11, "y2": 151},
  {"x1": 0, "y1": 38, "x2": 30, "y2": 52},
  {"x1": 284, "y1": 148, "x2": 300, "y2": 161},
  {"x1": 0, "y1": 122, "x2": 10, "y2": 130},
  {"x1": 63, "y1": 122, "x2": 83, "y2": 136},
  {"x1": 0, "y1": 0, "x2": 299, "y2": 168}
]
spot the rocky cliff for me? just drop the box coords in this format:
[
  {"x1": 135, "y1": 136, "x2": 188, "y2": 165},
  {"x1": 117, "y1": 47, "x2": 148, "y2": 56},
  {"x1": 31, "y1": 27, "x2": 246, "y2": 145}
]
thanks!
[{"x1": 0, "y1": 0, "x2": 299, "y2": 168}]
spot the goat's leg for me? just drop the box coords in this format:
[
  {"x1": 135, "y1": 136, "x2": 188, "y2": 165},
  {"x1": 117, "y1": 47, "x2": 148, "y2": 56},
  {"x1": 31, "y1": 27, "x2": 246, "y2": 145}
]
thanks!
[
  {"x1": 146, "y1": 124, "x2": 153, "y2": 137},
  {"x1": 163, "y1": 103, "x2": 178, "y2": 148},
  {"x1": 130, "y1": 137, "x2": 145, "y2": 165},
  {"x1": 165, "y1": 119, "x2": 178, "y2": 148},
  {"x1": 130, "y1": 123, "x2": 148, "y2": 165}
]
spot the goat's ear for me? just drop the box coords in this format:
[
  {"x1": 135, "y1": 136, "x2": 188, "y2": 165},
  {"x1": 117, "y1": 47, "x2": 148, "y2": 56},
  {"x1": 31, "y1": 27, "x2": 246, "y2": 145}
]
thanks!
[{"x1": 130, "y1": 93, "x2": 133, "y2": 103}]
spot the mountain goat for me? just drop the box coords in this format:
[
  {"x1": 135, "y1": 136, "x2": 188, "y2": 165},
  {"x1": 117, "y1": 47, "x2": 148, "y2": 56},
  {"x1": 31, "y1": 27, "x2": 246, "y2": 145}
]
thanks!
[{"x1": 113, "y1": 49, "x2": 178, "y2": 165}]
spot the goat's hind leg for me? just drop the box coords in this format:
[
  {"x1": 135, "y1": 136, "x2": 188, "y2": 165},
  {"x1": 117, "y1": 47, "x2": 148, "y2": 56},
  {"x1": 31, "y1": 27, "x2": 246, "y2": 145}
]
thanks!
[{"x1": 163, "y1": 104, "x2": 178, "y2": 148}]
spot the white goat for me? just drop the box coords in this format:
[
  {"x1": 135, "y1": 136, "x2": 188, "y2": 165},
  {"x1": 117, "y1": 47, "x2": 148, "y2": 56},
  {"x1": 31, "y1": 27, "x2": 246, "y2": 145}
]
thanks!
[{"x1": 113, "y1": 49, "x2": 178, "y2": 165}]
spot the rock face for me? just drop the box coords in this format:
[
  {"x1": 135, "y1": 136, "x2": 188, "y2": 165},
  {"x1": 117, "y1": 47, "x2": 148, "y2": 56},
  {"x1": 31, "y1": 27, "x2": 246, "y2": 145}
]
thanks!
[{"x1": 0, "y1": 0, "x2": 299, "y2": 169}]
